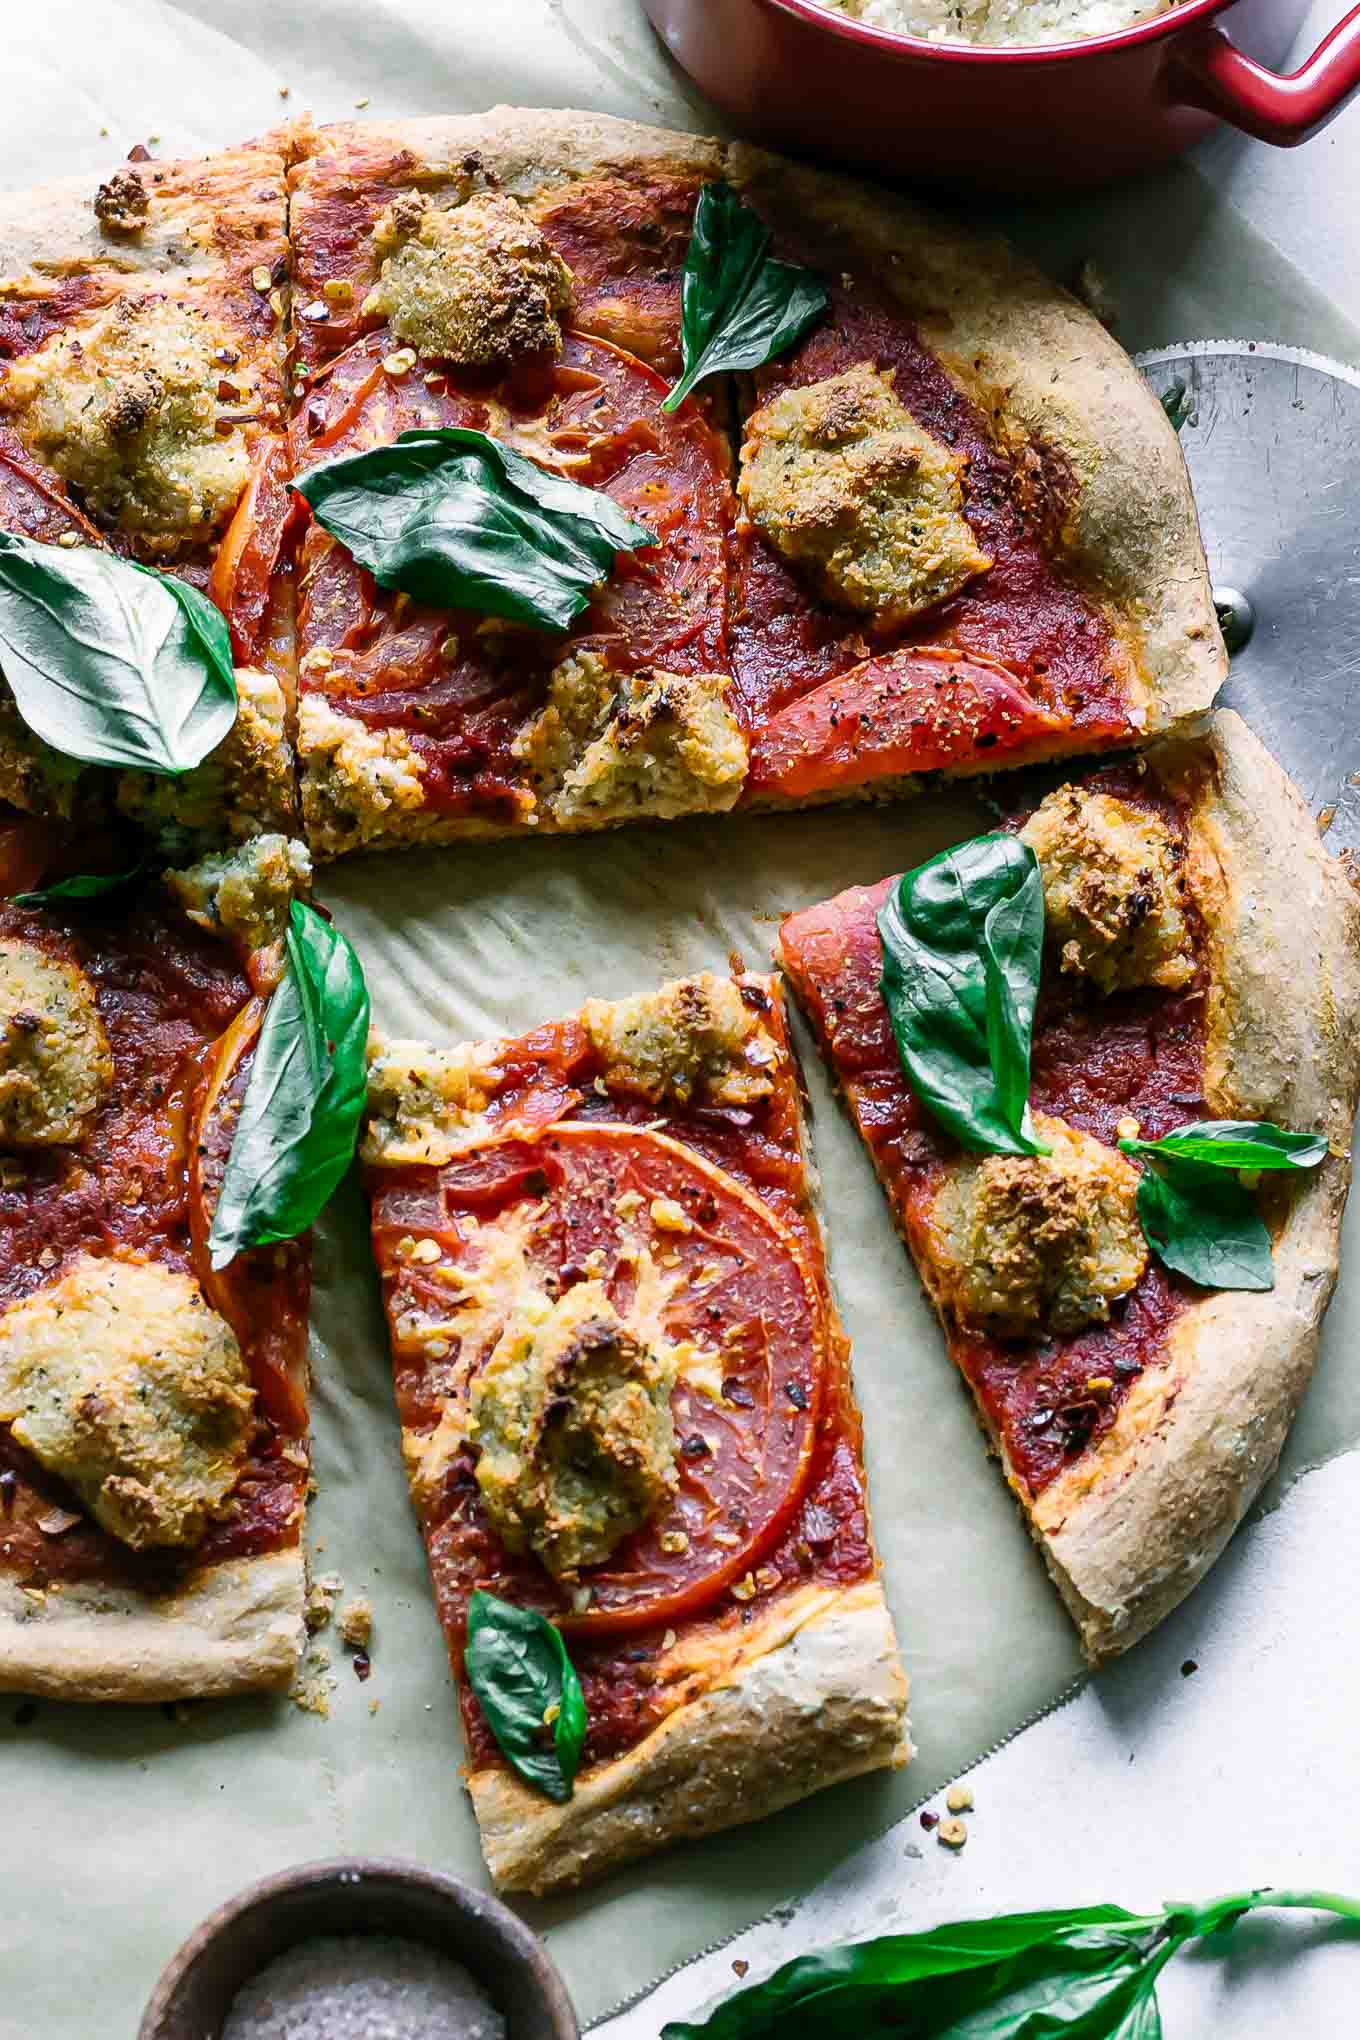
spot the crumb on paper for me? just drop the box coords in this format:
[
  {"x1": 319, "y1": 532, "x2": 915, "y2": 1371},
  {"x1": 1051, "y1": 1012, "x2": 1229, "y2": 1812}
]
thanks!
[
  {"x1": 938, "y1": 1817, "x2": 968, "y2": 1850},
  {"x1": 355, "y1": 96, "x2": 370, "y2": 108},
  {"x1": 1319, "y1": 804, "x2": 1337, "y2": 836},
  {"x1": 305, "y1": 1571, "x2": 344, "y2": 1634},
  {"x1": 368, "y1": 1697, "x2": 381, "y2": 1715},
  {"x1": 338, "y1": 1596, "x2": 373, "y2": 1650},
  {"x1": 732, "y1": 1960, "x2": 749, "y2": 1979},
  {"x1": 291, "y1": 1644, "x2": 334, "y2": 1719},
  {"x1": 1181, "y1": 1658, "x2": 1199, "y2": 1677},
  {"x1": 919, "y1": 1809, "x2": 939, "y2": 1831},
  {"x1": 946, "y1": 1784, "x2": 974, "y2": 1814}
]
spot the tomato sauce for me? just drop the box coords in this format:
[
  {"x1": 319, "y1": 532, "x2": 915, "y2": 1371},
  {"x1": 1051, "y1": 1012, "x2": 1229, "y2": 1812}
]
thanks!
[
  {"x1": 779, "y1": 769, "x2": 1206, "y2": 1503},
  {"x1": 0, "y1": 891, "x2": 309, "y2": 1586},
  {"x1": 366, "y1": 988, "x2": 878, "y2": 1771}
]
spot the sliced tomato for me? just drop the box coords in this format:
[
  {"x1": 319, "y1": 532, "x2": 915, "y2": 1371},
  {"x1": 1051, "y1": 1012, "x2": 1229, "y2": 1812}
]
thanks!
[
  {"x1": 187, "y1": 997, "x2": 310, "y2": 1437},
  {"x1": 396, "y1": 1121, "x2": 827, "y2": 1640},
  {"x1": 746, "y1": 646, "x2": 1067, "y2": 801},
  {"x1": 209, "y1": 434, "x2": 295, "y2": 664},
  {"x1": 0, "y1": 424, "x2": 103, "y2": 546}
]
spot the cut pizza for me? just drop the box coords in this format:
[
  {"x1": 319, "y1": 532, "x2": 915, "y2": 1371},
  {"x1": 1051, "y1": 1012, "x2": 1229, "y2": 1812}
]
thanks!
[
  {"x1": 779, "y1": 710, "x2": 1360, "y2": 1662},
  {"x1": 282, "y1": 109, "x2": 1223, "y2": 856},
  {"x1": 361, "y1": 969, "x2": 909, "y2": 1892},
  {"x1": 0, "y1": 827, "x2": 356, "y2": 1701},
  {"x1": 0, "y1": 141, "x2": 298, "y2": 846}
]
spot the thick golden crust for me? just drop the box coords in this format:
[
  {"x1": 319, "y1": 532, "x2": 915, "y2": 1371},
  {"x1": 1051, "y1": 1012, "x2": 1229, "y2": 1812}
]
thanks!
[
  {"x1": 0, "y1": 1545, "x2": 304, "y2": 1701},
  {"x1": 726, "y1": 143, "x2": 1225, "y2": 739},
  {"x1": 1028, "y1": 712, "x2": 1360, "y2": 1660},
  {"x1": 468, "y1": 1579, "x2": 909, "y2": 1895}
]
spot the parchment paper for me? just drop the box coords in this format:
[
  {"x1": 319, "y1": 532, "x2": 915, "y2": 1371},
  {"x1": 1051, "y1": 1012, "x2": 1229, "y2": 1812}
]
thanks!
[{"x1": 3, "y1": 6, "x2": 1360, "y2": 2037}]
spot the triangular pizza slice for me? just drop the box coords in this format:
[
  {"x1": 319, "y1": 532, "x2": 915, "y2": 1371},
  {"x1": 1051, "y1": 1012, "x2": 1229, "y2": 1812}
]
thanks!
[
  {"x1": 361, "y1": 968, "x2": 908, "y2": 1892},
  {"x1": 779, "y1": 710, "x2": 1360, "y2": 1661}
]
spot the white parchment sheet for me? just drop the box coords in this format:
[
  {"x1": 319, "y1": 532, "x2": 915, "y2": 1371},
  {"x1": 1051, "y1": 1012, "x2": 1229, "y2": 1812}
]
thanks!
[{"x1": 2, "y1": 6, "x2": 1360, "y2": 2036}]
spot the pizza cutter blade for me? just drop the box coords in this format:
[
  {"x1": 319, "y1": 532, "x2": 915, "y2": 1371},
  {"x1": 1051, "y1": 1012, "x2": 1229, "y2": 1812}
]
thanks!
[{"x1": 1135, "y1": 341, "x2": 1360, "y2": 855}]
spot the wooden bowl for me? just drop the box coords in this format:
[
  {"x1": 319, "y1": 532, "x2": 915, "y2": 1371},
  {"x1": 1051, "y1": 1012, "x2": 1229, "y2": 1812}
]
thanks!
[{"x1": 138, "y1": 1857, "x2": 580, "y2": 2040}]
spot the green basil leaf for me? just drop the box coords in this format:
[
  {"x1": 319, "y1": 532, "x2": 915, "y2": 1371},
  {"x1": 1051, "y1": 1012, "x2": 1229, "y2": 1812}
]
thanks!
[
  {"x1": 878, "y1": 833, "x2": 1048, "y2": 1157},
  {"x1": 11, "y1": 862, "x2": 146, "y2": 907},
  {"x1": 1135, "y1": 1162, "x2": 1274, "y2": 1292},
  {"x1": 662, "y1": 181, "x2": 828, "y2": 413},
  {"x1": 662, "y1": 1910, "x2": 1154, "y2": 2040},
  {"x1": 464, "y1": 1589, "x2": 587, "y2": 1803},
  {"x1": 0, "y1": 532, "x2": 236, "y2": 775},
  {"x1": 1121, "y1": 1120, "x2": 1327, "y2": 1172},
  {"x1": 295, "y1": 426, "x2": 655, "y2": 633},
  {"x1": 207, "y1": 899, "x2": 370, "y2": 1268},
  {"x1": 1159, "y1": 379, "x2": 1191, "y2": 433}
]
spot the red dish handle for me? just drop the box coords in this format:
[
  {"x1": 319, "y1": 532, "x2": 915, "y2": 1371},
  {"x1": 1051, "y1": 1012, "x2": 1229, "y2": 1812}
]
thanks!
[{"x1": 1172, "y1": 3, "x2": 1360, "y2": 145}]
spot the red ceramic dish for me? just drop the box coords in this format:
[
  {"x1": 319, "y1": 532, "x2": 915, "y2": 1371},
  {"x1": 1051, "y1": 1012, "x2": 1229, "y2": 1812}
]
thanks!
[{"x1": 640, "y1": 0, "x2": 1360, "y2": 190}]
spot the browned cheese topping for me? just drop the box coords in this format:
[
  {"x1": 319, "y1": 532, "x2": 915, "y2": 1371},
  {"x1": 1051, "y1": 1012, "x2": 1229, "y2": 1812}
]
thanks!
[
  {"x1": 738, "y1": 362, "x2": 992, "y2": 626},
  {"x1": 93, "y1": 167, "x2": 150, "y2": 236},
  {"x1": 935, "y1": 1115, "x2": 1146, "y2": 1336},
  {"x1": 1020, "y1": 785, "x2": 1194, "y2": 995},
  {"x1": 470, "y1": 1281, "x2": 678, "y2": 1577},
  {"x1": 361, "y1": 189, "x2": 575, "y2": 368}
]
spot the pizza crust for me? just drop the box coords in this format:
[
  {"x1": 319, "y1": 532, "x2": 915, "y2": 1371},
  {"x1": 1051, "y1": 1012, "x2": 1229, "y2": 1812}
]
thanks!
[
  {"x1": 0, "y1": 1545, "x2": 304, "y2": 1702},
  {"x1": 1026, "y1": 710, "x2": 1360, "y2": 1660},
  {"x1": 467, "y1": 1579, "x2": 910, "y2": 1895}
]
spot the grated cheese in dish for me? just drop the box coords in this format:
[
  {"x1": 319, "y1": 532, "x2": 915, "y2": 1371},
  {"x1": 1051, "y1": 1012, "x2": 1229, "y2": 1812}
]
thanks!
[
  {"x1": 815, "y1": 0, "x2": 1175, "y2": 47},
  {"x1": 222, "y1": 1934, "x2": 506, "y2": 2040}
]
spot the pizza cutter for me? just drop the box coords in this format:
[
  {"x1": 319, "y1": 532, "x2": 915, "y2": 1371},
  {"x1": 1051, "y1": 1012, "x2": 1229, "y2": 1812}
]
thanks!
[{"x1": 1135, "y1": 341, "x2": 1360, "y2": 854}]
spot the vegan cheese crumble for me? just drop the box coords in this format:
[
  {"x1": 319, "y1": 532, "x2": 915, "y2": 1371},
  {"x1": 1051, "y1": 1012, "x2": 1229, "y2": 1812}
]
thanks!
[{"x1": 814, "y1": 0, "x2": 1175, "y2": 46}]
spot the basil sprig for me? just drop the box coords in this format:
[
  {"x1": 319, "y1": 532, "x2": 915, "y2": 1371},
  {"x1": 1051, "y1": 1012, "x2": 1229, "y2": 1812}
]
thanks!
[
  {"x1": 1120, "y1": 1119, "x2": 1326, "y2": 1294},
  {"x1": 464, "y1": 1590, "x2": 587, "y2": 1803},
  {"x1": 664, "y1": 1888, "x2": 1360, "y2": 2040},
  {"x1": 207, "y1": 899, "x2": 370, "y2": 1269},
  {"x1": 662, "y1": 182, "x2": 829, "y2": 414},
  {"x1": 295, "y1": 427, "x2": 655, "y2": 634},
  {"x1": 877, "y1": 834, "x2": 1047, "y2": 1158},
  {"x1": 12, "y1": 862, "x2": 146, "y2": 908},
  {"x1": 0, "y1": 533, "x2": 236, "y2": 775}
]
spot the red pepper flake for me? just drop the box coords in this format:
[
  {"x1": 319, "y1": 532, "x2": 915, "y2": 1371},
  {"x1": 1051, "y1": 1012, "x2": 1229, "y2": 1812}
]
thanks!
[
  {"x1": 127, "y1": 142, "x2": 152, "y2": 162},
  {"x1": 732, "y1": 1961, "x2": 749, "y2": 1979},
  {"x1": 919, "y1": 1809, "x2": 939, "y2": 1831},
  {"x1": 1180, "y1": 1659, "x2": 1198, "y2": 1678},
  {"x1": 353, "y1": 1651, "x2": 372, "y2": 1683}
]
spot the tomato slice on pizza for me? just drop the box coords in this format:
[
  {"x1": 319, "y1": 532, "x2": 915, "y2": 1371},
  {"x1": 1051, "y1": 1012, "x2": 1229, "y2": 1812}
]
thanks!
[
  {"x1": 363, "y1": 970, "x2": 908, "y2": 1894},
  {"x1": 284, "y1": 112, "x2": 1223, "y2": 860},
  {"x1": 780, "y1": 711, "x2": 1360, "y2": 1663},
  {"x1": 0, "y1": 836, "x2": 319, "y2": 1701}
]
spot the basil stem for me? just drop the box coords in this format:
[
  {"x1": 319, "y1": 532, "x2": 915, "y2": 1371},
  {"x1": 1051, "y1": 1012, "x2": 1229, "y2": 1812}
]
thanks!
[
  {"x1": 877, "y1": 833, "x2": 1048, "y2": 1158},
  {"x1": 207, "y1": 899, "x2": 370, "y2": 1268},
  {"x1": 0, "y1": 533, "x2": 236, "y2": 775},
  {"x1": 11, "y1": 862, "x2": 146, "y2": 907},
  {"x1": 662, "y1": 182, "x2": 828, "y2": 414},
  {"x1": 663, "y1": 1888, "x2": 1360, "y2": 2039},
  {"x1": 295, "y1": 426, "x2": 655, "y2": 633},
  {"x1": 464, "y1": 1590, "x2": 587, "y2": 1803}
]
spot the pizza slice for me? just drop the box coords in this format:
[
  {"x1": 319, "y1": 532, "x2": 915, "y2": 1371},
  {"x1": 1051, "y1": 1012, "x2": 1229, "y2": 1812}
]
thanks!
[
  {"x1": 0, "y1": 831, "x2": 318, "y2": 1700},
  {"x1": 283, "y1": 110, "x2": 1222, "y2": 860},
  {"x1": 0, "y1": 141, "x2": 298, "y2": 847},
  {"x1": 361, "y1": 969, "x2": 909, "y2": 1892},
  {"x1": 779, "y1": 710, "x2": 1360, "y2": 1662}
]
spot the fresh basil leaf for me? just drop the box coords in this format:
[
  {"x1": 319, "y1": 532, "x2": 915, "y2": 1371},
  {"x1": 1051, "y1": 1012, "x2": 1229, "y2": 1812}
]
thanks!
[
  {"x1": 207, "y1": 899, "x2": 369, "y2": 1268},
  {"x1": 662, "y1": 1911, "x2": 1155, "y2": 2040},
  {"x1": 662, "y1": 181, "x2": 828, "y2": 414},
  {"x1": 1121, "y1": 1119, "x2": 1327, "y2": 1172},
  {"x1": 0, "y1": 532, "x2": 236, "y2": 775},
  {"x1": 295, "y1": 426, "x2": 655, "y2": 633},
  {"x1": 1135, "y1": 1161, "x2": 1274, "y2": 1292},
  {"x1": 878, "y1": 833, "x2": 1048, "y2": 1158},
  {"x1": 464, "y1": 1590, "x2": 587, "y2": 1803},
  {"x1": 1159, "y1": 378, "x2": 1192, "y2": 433},
  {"x1": 12, "y1": 861, "x2": 146, "y2": 907}
]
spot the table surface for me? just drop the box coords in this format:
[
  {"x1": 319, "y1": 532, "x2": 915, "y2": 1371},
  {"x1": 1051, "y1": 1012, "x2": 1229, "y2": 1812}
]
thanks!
[{"x1": 7, "y1": 5, "x2": 1360, "y2": 2033}]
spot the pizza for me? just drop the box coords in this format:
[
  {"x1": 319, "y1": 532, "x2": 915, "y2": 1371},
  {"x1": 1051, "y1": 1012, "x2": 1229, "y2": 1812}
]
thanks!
[
  {"x1": 0, "y1": 140, "x2": 297, "y2": 846},
  {"x1": 281, "y1": 109, "x2": 1223, "y2": 857},
  {"x1": 361, "y1": 969, "x2": 908, "y2": 1891},
  {"x1": 779, "y1": 710, "x2": 1360, "y2": 1662},
  {"x1": 0, "y1": 828, "x2": 313, "y2": 1699}
]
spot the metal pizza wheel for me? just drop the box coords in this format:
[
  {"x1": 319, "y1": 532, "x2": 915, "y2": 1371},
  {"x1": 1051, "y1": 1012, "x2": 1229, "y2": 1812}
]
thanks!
[{"x1": 1137, "y1": 341, "x2": 1360, "y2": 854}]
